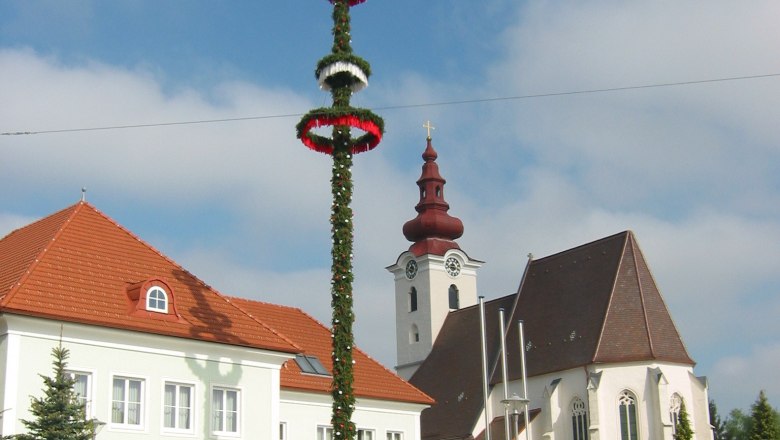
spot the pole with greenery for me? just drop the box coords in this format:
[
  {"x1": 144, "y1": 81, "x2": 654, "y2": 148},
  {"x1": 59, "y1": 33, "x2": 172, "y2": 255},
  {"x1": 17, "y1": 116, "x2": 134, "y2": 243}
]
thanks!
[
  {"x1": 17, "y1": 345, "x2": 95, "y2": 440},
  {"x1": 749, "y1": 390, "x2": 780, "y2": 440},
  {"x1": 296, "y1": 1, "x2": 383, "y2": 439}
]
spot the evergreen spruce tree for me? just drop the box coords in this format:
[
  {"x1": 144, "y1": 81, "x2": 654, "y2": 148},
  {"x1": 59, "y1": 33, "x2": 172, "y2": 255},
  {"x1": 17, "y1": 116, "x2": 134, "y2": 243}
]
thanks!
[
  {"x1": 749, "y1": 390, "x2": 780, "y2": 440},
  {"x1": 18, "y1": 345, "x2": 95, "y2": 440},
  {"x1": 674, "y1": 400, "x2": 694, "y2": 440}
]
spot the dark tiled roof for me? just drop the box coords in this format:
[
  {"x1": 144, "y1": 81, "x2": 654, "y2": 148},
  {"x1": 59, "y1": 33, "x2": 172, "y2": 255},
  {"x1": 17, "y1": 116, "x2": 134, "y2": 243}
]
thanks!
[{"x1": 411, "y1": 231, "x2": 694, "y2": 439}]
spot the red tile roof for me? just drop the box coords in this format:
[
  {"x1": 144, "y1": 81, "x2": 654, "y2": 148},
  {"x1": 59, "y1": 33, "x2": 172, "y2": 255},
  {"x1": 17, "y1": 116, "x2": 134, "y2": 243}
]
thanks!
[
  {"x1": 0, "y1": 202, "x2": 298, "y2": 353},
  {"x1": 0, "y1": 202, "x2": 432, "y2": 404},
  {"x1": 230, "y1": 297, "x2": 434, "y2": 404}
]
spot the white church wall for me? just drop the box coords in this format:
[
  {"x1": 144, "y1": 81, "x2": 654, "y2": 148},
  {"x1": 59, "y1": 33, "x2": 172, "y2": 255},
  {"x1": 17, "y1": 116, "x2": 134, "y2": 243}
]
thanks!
[
  {"x1": 589, "y1": 362, "x2": 708, "y2": 440},
  {"x1": 0, "y1": 314, "x2": 291, "y2": 439},
  {"x1": 472, "y1": 362, "x2": 708, "y2": 440}
]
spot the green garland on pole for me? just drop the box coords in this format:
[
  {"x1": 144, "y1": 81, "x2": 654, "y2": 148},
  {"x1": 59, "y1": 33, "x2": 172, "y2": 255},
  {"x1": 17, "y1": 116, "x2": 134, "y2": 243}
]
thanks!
[{"x1": 296, "y1": 1, "x2": 383, "y2": 439}]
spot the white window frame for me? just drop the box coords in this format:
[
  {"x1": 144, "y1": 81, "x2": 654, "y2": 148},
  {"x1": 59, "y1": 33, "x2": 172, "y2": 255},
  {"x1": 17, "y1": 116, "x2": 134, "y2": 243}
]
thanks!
[
  {"x1": 162, "y1": 380, "x2": 195, "y2": 434},
  {"x1": 387, "y1": 432, "x2": 403, "y2": 440},
  {"x1": 357, "y1": 428, "x2": 376, "y2": 440},
  {"x1": 146, "y1": 286, "x2": 169, "y2": 313},
  {"x1": 317, "y1": 425, "x2": 334, "y2": 440},
  {"x1": 211, "y1": 386, "x2": 241, "y2": 436},
  {"x1": 66, "y1": 370, "x2": 94, "y2": 418},
  {"x1": 110, "y1": 375, "x2": 145, "y2": 429}
]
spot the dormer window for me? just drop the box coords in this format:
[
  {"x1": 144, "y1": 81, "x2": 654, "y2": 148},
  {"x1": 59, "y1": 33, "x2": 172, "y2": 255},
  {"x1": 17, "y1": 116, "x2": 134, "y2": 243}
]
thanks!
[
  {"x1": 126, "y1": 278, "x2": 179, "y2": 321},
  {"x1": 146, "y1": 286, "x2": 168, "y2": 313}
]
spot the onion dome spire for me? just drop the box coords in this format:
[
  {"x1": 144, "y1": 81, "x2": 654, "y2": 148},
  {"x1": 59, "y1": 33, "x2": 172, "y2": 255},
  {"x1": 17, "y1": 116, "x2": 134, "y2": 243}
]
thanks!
[{"x1": 403, "y1": 132, "x2": 464, "y2": 256}]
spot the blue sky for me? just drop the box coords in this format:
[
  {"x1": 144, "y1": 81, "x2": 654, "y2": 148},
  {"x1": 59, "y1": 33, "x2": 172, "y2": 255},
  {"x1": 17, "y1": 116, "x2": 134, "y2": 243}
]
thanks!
[{"x1": 1, "y1": 0, "x2": 779, "y2": 413}]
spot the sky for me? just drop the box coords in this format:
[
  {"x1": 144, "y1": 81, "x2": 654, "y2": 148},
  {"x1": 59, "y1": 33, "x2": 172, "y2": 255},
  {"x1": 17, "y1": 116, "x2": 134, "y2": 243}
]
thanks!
[{"x1": 1, "y1": 0, "x2": 779, "y2": 413}]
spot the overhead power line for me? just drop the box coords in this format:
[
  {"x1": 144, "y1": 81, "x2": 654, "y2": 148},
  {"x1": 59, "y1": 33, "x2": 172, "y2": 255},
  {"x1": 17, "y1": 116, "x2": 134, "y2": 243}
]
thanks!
[{"x1": 2, "y1": 72, "x2": 778, "y2": 137}]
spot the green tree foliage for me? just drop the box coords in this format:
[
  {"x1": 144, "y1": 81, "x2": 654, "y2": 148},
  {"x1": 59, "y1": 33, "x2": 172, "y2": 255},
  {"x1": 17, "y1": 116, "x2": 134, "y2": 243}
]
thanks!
[
  {"x1": 674, "y1": 400, "x2": 694, "y2": 440},
  {"x1": 749, "y1": 390, "x2": 780, "y2": 440},
  {"x1": 725, "y1": 408, "x2": 751, "y2": 440},
  {"x1": 711, "y1": 399, "x2": 728, "y2": 440},
  {"x1": 17, "y1": 345, "x2": 95, "y2": 440}
]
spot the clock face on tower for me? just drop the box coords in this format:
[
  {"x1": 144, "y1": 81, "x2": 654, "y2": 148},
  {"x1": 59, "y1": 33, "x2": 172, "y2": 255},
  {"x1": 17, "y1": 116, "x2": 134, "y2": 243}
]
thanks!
[
  {"x1": 445, "y1": 257, "x2": 461, "y2": 277},
  {"x1": 405, "y1": 259, "x2": 418, "y2": 279}
]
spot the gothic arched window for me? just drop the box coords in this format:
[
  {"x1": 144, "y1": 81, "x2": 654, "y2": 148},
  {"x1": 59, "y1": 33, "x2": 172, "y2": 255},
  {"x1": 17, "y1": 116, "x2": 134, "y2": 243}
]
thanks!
[
  {"x1": 670, "y1": 393, "x2": 682, "y2": 435},
  {"x1": 618, "y1": 390, "x2": 639, "y2": 440},
  {"x1": 572, "y1": 397, "x2": 589, "y2": 440},
  {"x1": 448, "y1": 285, "x2": 459, "y2": 310}
]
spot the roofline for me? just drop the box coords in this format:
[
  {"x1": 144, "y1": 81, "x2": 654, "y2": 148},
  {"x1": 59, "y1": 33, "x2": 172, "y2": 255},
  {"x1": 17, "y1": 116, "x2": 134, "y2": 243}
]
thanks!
[
  {"x1": 534, "y1": 230, "x2": 631, "y2": 264},
  {"x1": 592, "y1": 231, "x2": 629, "y2": 363},
  {"x1": 0, "y1": 202, "x2": 82, "y2": 308},
  {"x1": 0, "y1": 309, "x2": 301, "y2": 355}
]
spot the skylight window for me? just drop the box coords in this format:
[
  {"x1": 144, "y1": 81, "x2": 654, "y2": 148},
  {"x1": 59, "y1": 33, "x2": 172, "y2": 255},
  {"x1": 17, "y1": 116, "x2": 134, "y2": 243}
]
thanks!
[
  {"x1": 294, "y1": 355, "x2": 330, "y2": 376},
  {"x1": 146, "y1": 286, "x2": 168, "y2": 313}
]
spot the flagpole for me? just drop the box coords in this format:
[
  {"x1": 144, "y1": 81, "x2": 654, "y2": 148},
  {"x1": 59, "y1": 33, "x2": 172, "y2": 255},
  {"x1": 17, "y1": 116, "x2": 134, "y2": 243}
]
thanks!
[
  {"x1": 499, "y1": 308, "x2": 511, "y2": 440},
  {"x1": 518, "y1": 320, "x2": 530, "y2": 440},
  {"x1": 479, "y1": 297, "x2": 491, "y2": 440}
]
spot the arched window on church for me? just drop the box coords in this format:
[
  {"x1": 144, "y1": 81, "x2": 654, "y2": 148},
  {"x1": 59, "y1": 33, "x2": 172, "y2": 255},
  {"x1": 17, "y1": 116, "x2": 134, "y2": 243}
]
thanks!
[
  {"x1": 618, "y1": 390, "x2": 639, "y2": 440},
  {"x1": 409, "y1": 287, "x2": 418, "y2": 312},
  {"x1": 448, "y1": 285, "x2": 459, "y2": 310},
  {"x1": 571, "y1": 397, "x2": 589, "y2": 440},
  {"x1": 409, "y1": 324, "x2": 420, "y2": 344},
  {"x1": 670, "y1": 393, "x2": 682, "y2": 435}
]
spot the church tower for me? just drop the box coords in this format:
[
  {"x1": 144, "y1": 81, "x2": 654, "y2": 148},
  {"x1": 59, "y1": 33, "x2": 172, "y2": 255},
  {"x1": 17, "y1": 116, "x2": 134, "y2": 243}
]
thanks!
[{"x1": 387, "y1": 131, "x2": 482, "y2": 380}]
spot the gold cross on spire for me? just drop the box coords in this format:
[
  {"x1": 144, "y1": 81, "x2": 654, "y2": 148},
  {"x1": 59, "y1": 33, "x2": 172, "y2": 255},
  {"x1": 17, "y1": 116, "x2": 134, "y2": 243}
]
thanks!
[{"x1": 423, "y1": 120, "x2": 435, "y2": 139}]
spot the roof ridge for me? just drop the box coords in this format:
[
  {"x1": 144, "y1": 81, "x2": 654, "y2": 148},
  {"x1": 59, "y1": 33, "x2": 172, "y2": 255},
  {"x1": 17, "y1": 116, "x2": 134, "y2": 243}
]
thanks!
[
  {"x1": 76, "y1": 203, "x2": 302, "y2": 352},
  {"x1": 1, "y1": 202, "x2": 83, "y2": 308},
  {"x1": 591, "y1": 231, "x2": 631, "y2": 362},
  {"x1": 629, "y1": 232, "x2": 695, "y2": 365},
  {"x1": 534, "y1": 230, "x2": 631, "y2": 263},
  {"x1": 224, "y1": 296, "x2": 302, "y2": 352},
  {"x1": 629, "y1": 234, "x2": 656, "y2": 358}
]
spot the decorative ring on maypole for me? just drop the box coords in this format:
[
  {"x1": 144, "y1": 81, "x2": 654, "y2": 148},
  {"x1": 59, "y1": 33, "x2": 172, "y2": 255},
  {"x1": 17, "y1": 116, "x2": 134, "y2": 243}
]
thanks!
[{"x1": 297, "y1": 108, "x2": 384, "y2": 155}]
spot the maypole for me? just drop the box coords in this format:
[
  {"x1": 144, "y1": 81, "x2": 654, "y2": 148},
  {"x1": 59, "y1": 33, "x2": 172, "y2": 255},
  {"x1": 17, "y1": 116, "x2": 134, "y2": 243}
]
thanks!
[{"x1": 295, "y1": 1, "x2": 383, "y2": 439}]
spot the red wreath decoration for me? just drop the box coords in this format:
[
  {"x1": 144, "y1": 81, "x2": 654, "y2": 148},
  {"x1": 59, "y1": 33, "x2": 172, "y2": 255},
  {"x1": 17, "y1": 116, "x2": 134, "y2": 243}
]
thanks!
[
  {"x1": 328, "y1": 0, "x2": 367, "y2": 5},
  {"x1": 299, "y1": 113, "x2": 383, "y2": 155}
]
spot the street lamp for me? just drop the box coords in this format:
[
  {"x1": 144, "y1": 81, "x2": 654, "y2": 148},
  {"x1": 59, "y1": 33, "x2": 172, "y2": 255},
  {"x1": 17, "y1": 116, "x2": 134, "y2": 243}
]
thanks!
[{"x1": 501, "y1": 394, "x2": 530, "y2": 440}]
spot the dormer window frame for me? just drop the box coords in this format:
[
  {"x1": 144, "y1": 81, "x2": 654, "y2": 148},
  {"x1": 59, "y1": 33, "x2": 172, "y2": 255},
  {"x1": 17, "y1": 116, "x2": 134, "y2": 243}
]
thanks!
[
  {"x1": 126, "y1": 278, "x2": 180, "y2": 321},
  {"x1": 145, "y1": 286, "x2": 169, "y2": 314}
]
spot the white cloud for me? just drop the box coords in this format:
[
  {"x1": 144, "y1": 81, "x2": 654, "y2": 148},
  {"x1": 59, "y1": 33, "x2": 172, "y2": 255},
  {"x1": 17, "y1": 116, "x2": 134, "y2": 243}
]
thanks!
[{"x1": 710, "y1": 343, "x2": 780, "y2": 411}]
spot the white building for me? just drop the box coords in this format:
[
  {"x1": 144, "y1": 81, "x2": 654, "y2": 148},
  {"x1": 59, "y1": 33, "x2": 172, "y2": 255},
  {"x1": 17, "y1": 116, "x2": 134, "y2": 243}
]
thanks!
[
  {"x1": 0, "y1": 201, "x2": 432, "y2": 439},
  {"x1": 388, "y1": 136, "x2": 711, "y2": 440}
]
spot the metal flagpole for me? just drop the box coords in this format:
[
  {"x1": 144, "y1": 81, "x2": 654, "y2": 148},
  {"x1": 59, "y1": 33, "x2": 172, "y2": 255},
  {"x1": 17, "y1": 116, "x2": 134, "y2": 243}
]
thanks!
[
  {"x1": 499, "y1": 308, "x2": 511, "y2": 440},
  {"x1": 518, "y1": 320, "x2": 530, "y2": 440},
  {"x1": 479, "y1": 297, "x2": 491, "y2": 440}
]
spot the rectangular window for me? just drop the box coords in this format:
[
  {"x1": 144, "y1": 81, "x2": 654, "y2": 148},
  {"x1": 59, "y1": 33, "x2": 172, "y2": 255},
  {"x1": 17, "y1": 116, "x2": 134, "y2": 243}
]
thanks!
[
  {"x1": 67, "y1": 371, "x2": 92, "y2": 418},
  {"x1": 112, "y1": 377, "x2": 144, "y2": 427},
  {"x1": 358, "y1": 429, "x2": 375, "y2": 440},
  {"x1": 212, "y1": 387, "x2": 239, "y2": 434},
  {"x1": 317, "y1": 426, "x2": 333, "y2": 440},
  {"x1": 164, "y1": 382, "x2": 193, "y2": 431},
  {"x1": 280, "y1": 422, "x2": 287, "y2": 440},
  {"x1": 387, "y1": 432, "x2": 403, "y2": 440}
]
